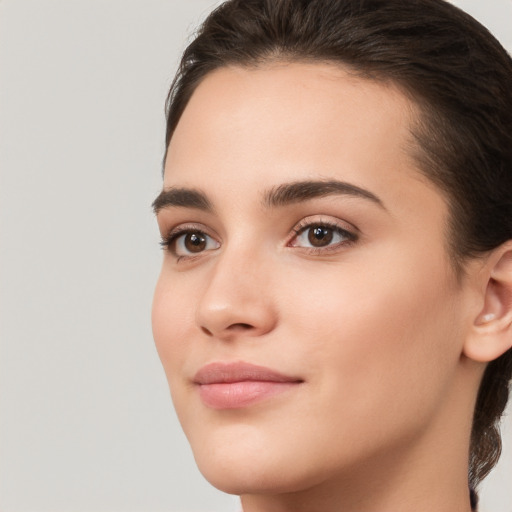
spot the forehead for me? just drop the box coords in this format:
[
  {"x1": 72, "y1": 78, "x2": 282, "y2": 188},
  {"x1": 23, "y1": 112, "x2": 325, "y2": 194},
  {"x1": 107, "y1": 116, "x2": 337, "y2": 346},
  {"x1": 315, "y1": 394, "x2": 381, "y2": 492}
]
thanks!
[
  {"x1": 164, "y1": 62, "x2": 443, "y2": 221},
  {"x1": 165, "y1": 62, "x2": 422, "y2": 186}
]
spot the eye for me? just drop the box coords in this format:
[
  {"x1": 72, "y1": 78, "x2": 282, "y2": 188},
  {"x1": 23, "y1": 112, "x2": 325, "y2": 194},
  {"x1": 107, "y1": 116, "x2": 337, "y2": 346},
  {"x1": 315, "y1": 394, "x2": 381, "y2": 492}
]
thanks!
[
  {"x1": 289, "y1": 221, "x2": 356, "y2": 251},
  {"x1": 161, "y1": 227, "x2": 220, "y2": 259}
]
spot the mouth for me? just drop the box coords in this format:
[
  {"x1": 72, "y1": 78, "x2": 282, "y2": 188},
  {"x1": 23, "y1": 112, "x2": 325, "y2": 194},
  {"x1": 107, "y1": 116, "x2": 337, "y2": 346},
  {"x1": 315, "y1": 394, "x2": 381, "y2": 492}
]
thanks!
[{"x1": 193, "y1": 361, "x2": 304, "y2": 410}]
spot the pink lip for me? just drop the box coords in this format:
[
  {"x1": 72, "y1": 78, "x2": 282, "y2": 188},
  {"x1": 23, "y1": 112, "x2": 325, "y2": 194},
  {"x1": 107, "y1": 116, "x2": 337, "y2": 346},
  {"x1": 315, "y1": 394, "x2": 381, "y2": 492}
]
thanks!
[{"x1": 193, "y1": 361, "x2": 303, "y2": 410}]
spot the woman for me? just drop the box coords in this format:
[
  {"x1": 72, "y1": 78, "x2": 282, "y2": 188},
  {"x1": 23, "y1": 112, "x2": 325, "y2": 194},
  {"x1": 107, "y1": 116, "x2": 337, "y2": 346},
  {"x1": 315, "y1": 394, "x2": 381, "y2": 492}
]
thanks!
[{"x1": 152, "y1": 1, "x2": 512, "y2": 510}]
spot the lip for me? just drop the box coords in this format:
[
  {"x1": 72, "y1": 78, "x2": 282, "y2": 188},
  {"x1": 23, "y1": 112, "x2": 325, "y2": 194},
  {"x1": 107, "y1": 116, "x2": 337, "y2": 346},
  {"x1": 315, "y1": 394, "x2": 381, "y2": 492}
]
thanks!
[{"x1": 193, "y1": 361, "x2": 303, "y2": 410}]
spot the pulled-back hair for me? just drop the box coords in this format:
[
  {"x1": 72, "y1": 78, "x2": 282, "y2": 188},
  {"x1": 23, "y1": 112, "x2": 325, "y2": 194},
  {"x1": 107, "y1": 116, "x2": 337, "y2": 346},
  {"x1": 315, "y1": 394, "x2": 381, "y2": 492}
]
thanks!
[{"x1": 164, "y1": 0, "x2": 512, "y2": 499}]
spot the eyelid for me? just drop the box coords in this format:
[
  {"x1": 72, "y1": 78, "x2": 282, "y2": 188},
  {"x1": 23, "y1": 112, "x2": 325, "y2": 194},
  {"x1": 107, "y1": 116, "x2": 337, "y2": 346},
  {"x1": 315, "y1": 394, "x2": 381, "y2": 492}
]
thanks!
[
  {"x1": 160, "y1": 222, "x2": 221, "y2": 257},
  {"x1": 165, "y1": 222, "x2": 217, "y2": 239},
  {"x1": 291, "y1": 215, "x2": 357, "y2": 235},
  {"x1": 287, "y1": 216, "x2": 359, "y2": 251}
]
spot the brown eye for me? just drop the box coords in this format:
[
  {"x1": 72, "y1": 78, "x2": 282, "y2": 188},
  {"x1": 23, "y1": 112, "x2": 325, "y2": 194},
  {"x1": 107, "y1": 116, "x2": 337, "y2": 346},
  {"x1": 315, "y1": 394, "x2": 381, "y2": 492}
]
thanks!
[
  {"x1": 170, "y1": 229, "x2": 220, "y2": 258},
  {"x1": 184, "y1": 232, "x2": 207, "y2": 253},
  {"x1": 291, "y1": 222, "x2": 355, "y2": 251},
  {"x1": 308, "y1": 226, "x2": 334, "y2": 247}
]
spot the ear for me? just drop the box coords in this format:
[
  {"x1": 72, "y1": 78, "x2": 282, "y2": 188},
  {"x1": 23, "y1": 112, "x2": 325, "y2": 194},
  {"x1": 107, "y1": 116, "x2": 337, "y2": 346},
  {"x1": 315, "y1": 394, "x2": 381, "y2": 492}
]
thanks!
[{"x1": 463, "y1": 242, "x2": 512, "y2": 363}]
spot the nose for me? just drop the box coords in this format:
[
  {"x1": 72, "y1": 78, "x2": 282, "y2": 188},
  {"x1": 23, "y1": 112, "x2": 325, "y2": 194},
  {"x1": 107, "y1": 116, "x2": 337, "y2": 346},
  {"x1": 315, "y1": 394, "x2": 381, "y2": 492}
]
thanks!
[{"x1": 195, "y1": 247, "x2": 278, "y2": 341}]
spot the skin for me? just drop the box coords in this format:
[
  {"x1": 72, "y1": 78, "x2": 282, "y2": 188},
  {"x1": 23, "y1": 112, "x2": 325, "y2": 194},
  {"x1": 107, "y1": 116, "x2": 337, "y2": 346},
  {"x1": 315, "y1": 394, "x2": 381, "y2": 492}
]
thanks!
[{"x1": 152, "y1": 62, "x2": 494, "y2": 512}]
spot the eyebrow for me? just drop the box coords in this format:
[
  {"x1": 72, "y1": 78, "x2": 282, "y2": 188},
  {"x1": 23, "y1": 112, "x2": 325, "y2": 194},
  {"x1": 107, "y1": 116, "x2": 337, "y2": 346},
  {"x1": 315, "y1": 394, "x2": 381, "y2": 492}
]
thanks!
[
  {"x1": 263, "y1": 180, "x2": 385, "y2": 209},
  {"x1": 152, "y1": 187, "x2": 213, "y2": 215},
  {"x1": 152, "y1": 179, "x2": 385, "y2": 215}
]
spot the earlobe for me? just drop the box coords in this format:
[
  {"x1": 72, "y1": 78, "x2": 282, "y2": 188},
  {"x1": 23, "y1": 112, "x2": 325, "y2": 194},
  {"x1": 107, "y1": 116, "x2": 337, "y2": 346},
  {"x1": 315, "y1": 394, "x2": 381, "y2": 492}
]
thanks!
[{"x1": 464, "y1": 243, "x2": 512, "y2": 363}]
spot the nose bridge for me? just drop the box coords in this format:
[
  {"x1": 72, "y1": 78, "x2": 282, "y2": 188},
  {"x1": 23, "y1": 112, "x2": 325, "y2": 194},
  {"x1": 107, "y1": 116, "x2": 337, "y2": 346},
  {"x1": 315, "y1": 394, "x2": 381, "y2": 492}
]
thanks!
[{"x1": 195, "y1": 239, "x2": 276, "y2": 338}]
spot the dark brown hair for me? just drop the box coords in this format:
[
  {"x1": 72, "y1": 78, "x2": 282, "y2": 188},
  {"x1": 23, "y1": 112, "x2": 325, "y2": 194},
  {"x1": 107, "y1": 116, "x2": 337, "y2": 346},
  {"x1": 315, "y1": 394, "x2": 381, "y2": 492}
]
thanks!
[{"x1": 163, "y1": 0, "x2": 512, "y2": 499}]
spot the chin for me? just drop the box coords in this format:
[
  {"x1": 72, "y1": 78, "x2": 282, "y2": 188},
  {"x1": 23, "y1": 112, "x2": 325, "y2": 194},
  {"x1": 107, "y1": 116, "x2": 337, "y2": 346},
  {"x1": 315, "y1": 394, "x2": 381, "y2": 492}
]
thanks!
[
  {"x1": 196, "y1": 456, "x2": 314, "y2": 496},
  {"x1": 190, "y1": 438, "x2": 287, "y2": 494},
  {"x1": 189, "y1": 430, "x2": 340, "y2": 497},
  {"x1": 199, "y1": 467, "x2": 273, "y2": 496}
]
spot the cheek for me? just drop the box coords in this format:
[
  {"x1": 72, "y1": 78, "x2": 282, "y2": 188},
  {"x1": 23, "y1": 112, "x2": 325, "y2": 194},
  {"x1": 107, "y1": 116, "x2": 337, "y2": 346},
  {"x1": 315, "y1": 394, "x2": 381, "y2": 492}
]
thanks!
[
  {"x1": 152, "y1": 272, "x2": 194, "y2": 377},
  {"x1": 281, "y1": 247, "x2": 461, "y2": 424}
]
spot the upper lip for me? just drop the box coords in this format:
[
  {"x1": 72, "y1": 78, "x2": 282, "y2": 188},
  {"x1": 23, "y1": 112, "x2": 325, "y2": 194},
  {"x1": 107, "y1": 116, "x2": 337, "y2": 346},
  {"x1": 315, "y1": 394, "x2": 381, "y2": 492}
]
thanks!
[{"x1": 193, "y1": 361, "x2": 303, "y2": 385}]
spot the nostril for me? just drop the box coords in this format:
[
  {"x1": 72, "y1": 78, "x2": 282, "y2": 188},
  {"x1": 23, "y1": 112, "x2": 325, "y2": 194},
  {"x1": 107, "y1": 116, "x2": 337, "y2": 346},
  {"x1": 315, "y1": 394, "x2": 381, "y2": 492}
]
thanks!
[
  {"x1": 229, "y1": 323, "x2": 253, "y2": 331},
  {"x1": 200, "y1": 323, "x2": 252, "y2": 337}
]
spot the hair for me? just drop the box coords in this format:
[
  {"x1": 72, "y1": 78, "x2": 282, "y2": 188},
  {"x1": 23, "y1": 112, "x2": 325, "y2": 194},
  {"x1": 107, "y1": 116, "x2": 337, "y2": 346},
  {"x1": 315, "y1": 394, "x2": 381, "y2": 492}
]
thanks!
[{"x1": 163, "y1": 0, "x2": 512, "y2": 501}]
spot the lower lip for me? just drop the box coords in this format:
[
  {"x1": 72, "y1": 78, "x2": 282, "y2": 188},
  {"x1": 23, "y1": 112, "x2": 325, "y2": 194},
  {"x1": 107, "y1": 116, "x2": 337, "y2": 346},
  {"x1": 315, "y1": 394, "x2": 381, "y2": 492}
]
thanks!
[{"x1": 197, "y1": 381, "x2": 300, "y2": 409}]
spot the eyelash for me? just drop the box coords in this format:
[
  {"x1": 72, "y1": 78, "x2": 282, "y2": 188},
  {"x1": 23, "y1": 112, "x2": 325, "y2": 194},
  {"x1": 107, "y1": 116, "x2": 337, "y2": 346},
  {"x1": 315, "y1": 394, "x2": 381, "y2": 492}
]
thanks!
[
  {"x1": 159, "y1": 223, "x2": 219, "y2": 261},
  {"x1": 289, "y1": 219, "x2": 358, "y2": 254},
  {"x1": 160, "y1": 219, "x2": 358, "y2": 260}
]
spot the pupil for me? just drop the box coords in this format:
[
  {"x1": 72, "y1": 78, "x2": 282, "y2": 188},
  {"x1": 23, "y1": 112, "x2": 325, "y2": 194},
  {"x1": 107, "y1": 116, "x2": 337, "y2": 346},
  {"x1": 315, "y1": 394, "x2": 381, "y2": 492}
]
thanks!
[
  {"x1": 185, "y1": 232, "x2": 206, "y2": 252},
  {"x1": 308, "y1": 226, "x2": 333, "y2": 247}
]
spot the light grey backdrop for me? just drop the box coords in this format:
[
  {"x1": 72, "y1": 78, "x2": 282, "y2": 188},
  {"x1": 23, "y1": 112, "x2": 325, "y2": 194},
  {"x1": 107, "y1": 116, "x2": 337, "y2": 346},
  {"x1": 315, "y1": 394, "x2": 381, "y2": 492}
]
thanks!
[{"x1": 0, "y1": 1, "x2": 510, "y2": 511}]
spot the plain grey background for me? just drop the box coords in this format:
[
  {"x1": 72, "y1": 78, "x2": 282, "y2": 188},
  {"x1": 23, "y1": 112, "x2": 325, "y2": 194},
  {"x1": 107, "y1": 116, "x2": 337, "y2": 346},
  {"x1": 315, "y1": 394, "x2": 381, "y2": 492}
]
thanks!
[{"x1": 0, "y1": 1, "x2": 510, "y2": 511}]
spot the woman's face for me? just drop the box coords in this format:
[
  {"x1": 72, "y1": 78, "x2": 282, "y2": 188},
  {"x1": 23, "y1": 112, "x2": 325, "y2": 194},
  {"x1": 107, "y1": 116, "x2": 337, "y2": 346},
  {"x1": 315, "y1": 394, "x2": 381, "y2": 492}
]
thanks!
[{"x1": 152, "y1": 63, "x2": 475, "y2": 497}]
